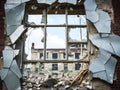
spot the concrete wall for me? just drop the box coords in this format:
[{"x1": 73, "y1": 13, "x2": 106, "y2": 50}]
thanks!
[
  {"x1": 31, "y1": 49, "x2": 86, "y2": 60},
  {"x1": 25, "y1": 62, "x2": 87, "y2": 78}
]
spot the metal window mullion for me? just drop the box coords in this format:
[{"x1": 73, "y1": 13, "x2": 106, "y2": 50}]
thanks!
[
  {"x1": 80, "y1": 16, "x2": 83, "y2": 57},
  {"x1": 65, "y1": 8, "x2": 68, "y2": 60},
  {"x1": 87, "y1": 20, "x2": 90, "y2": 63},
  {"x1": 43, "y1": 9, "x2": 47, "y2": 60}
]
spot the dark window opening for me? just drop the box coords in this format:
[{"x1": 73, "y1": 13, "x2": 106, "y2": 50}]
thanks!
[
  {"x1": 40, "y1": 53, "x2": 43, "y2": 59},
  {"x1": 75, "y1": 53, "x2": 80, "y2": 59},
  {"x1": 52, "y1": 64, "x2": 58, "y2": 71},
  {"x1": 75, "y1": 63, "x2": 81, "y2": 70},
  {"x1": 25, "y1": 2, "x2": 87, "y2": 61},
  {"x1": 52, "y1": 53, "x2": 58, "y2": 59},
  {"x1": 63, "y1": 52, "x2": 66, "y2": 59},
  {"x1": 64, "y1": 64, "x2": 68, "y2": 71}
]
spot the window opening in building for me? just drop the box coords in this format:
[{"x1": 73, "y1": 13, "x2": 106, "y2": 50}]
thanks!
[
  {"x1": 25, "y1": 2, "x2": 87, "y2": 61},
  {"x1": 63, "y1": 52, "x2": 66, "y2": 59},
  {"x1": 40, "y1": 53, "x2": 43, "y2": 59},
  {"x1": 75, "y1": 53, "x2": 80, "y2": 59},
  {"x1": 52, "y1": 53, "x2": 58, "y2": 59},
  {"x1": 25, "y1": 27, "x2": 44, "y2": 60},
  {"x1": 23, "y1": 2, "x2": 88, "y2": 87},
  {"x1": 69, "y1": 27, "x2": 87, "y2": 42},
  {"x1": 28, "y1": 15, "x2": 42, "y2": 25},
  {"x1": 52, "y1": 64, "x2": 58, "y2": 71},
  {"x1": 64, "y1": 63, "x2": 68, "y2": 71},
  {"x1": 75, "y1": 63, "x2": 81, "y2": 70}
]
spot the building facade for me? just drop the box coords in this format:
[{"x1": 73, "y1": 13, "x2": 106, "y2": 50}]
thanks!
[{"x1": 27, "y1": 43, "x2": 88, "y2": 77}]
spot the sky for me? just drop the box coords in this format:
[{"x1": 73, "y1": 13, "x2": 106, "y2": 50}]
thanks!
[{"x1": 25, "y1": 14, "x2": 87, "y2": 59}]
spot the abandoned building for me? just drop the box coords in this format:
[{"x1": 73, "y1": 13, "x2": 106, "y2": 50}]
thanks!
[
  {"x1": 29, "y1": 42, "x2": 88, "y2": 76},
  {"x1": 0, "y1": 0, "x2": 120, "y2": 90}
]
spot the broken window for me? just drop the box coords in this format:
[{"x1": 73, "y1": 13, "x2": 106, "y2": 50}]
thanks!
[
  {"x1": 25, "y1": 27, "x2": 44, "y2": 60},
  {"x1": 46, "y1": 27, "x2": 65, "y2": 49},
  {"x1": 68, "y1": 15, "x2": 86, "y2": 24},
  {"x1": 69, "y1": 27, "x2": 87, "y2": 42},
  {"x1": 28, "y1": 15, "x2": 43, "y2": 25},
  {"x1": 24, "y1": 1, "x2": 88, "y2": 78},
  {"x1": 47, "y1": 15, "x2": 65, "y2": 25},
  {"x1": 25, "y1": 2, "x2": 87, "y2": 61}
]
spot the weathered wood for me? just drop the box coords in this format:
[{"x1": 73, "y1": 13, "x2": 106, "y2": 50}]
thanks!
[{"x1": 71, "y1": 69, "x2": 88, "y2": 85}]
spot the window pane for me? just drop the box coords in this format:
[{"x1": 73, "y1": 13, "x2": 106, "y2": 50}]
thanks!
[
  {"x1": 69, "y1": 28, "x2": 87, "y2": 42},
  {"x1": 47, "y1": 15, "x2": 65, "y2": 25},
  {"x1": 46, "y1": 27, "x2": 65, "y2": 48},
  {"x1": 46, "y1": 27, "x2": 66, "y2": 60},
  {"x1": 28, "y1": 15, "x2": 43, "y2": 25},
  {"x1": 68, "y1": 15, "x2": 86, "y2": 25},
  {"x1": 25, "y1": 27, "x2": 44, "y2": 60}
]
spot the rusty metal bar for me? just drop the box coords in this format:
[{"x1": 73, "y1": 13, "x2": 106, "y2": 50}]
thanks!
[
  {"x1": 43, "y1": 9, "x2": 47, "y2": 60},
  {"x1": 25, "y1": 24, "x2": 87, "y2": 28},
  {"x1": 65, "y1": 8, "x2": 68, "y2": 60},
  {"x1": 23, "y1": 60, "x2": 89, "y2": 63}
]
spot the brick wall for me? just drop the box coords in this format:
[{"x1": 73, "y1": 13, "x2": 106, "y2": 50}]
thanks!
[
  {"x1": 112, "y1": 0, "x2": 120, "y2": 90},
  {"x1": 0, "y1": 0, "x2": 5, "y2": 57},
  {"x1": 112, "y1": 0, "x2": 120, "y2": 35},
  {"x1": 0, "y1": 0, "x2": 5, "y2": 89}
]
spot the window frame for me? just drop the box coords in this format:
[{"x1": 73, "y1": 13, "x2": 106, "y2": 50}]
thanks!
[{"x1": 25, "y1": 3, "x2": 88, "y2": 62}]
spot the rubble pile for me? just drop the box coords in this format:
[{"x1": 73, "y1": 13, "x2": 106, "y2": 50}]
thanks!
[{"x1": 22, "y1": 69, "x2": 91, "y2": 90}]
